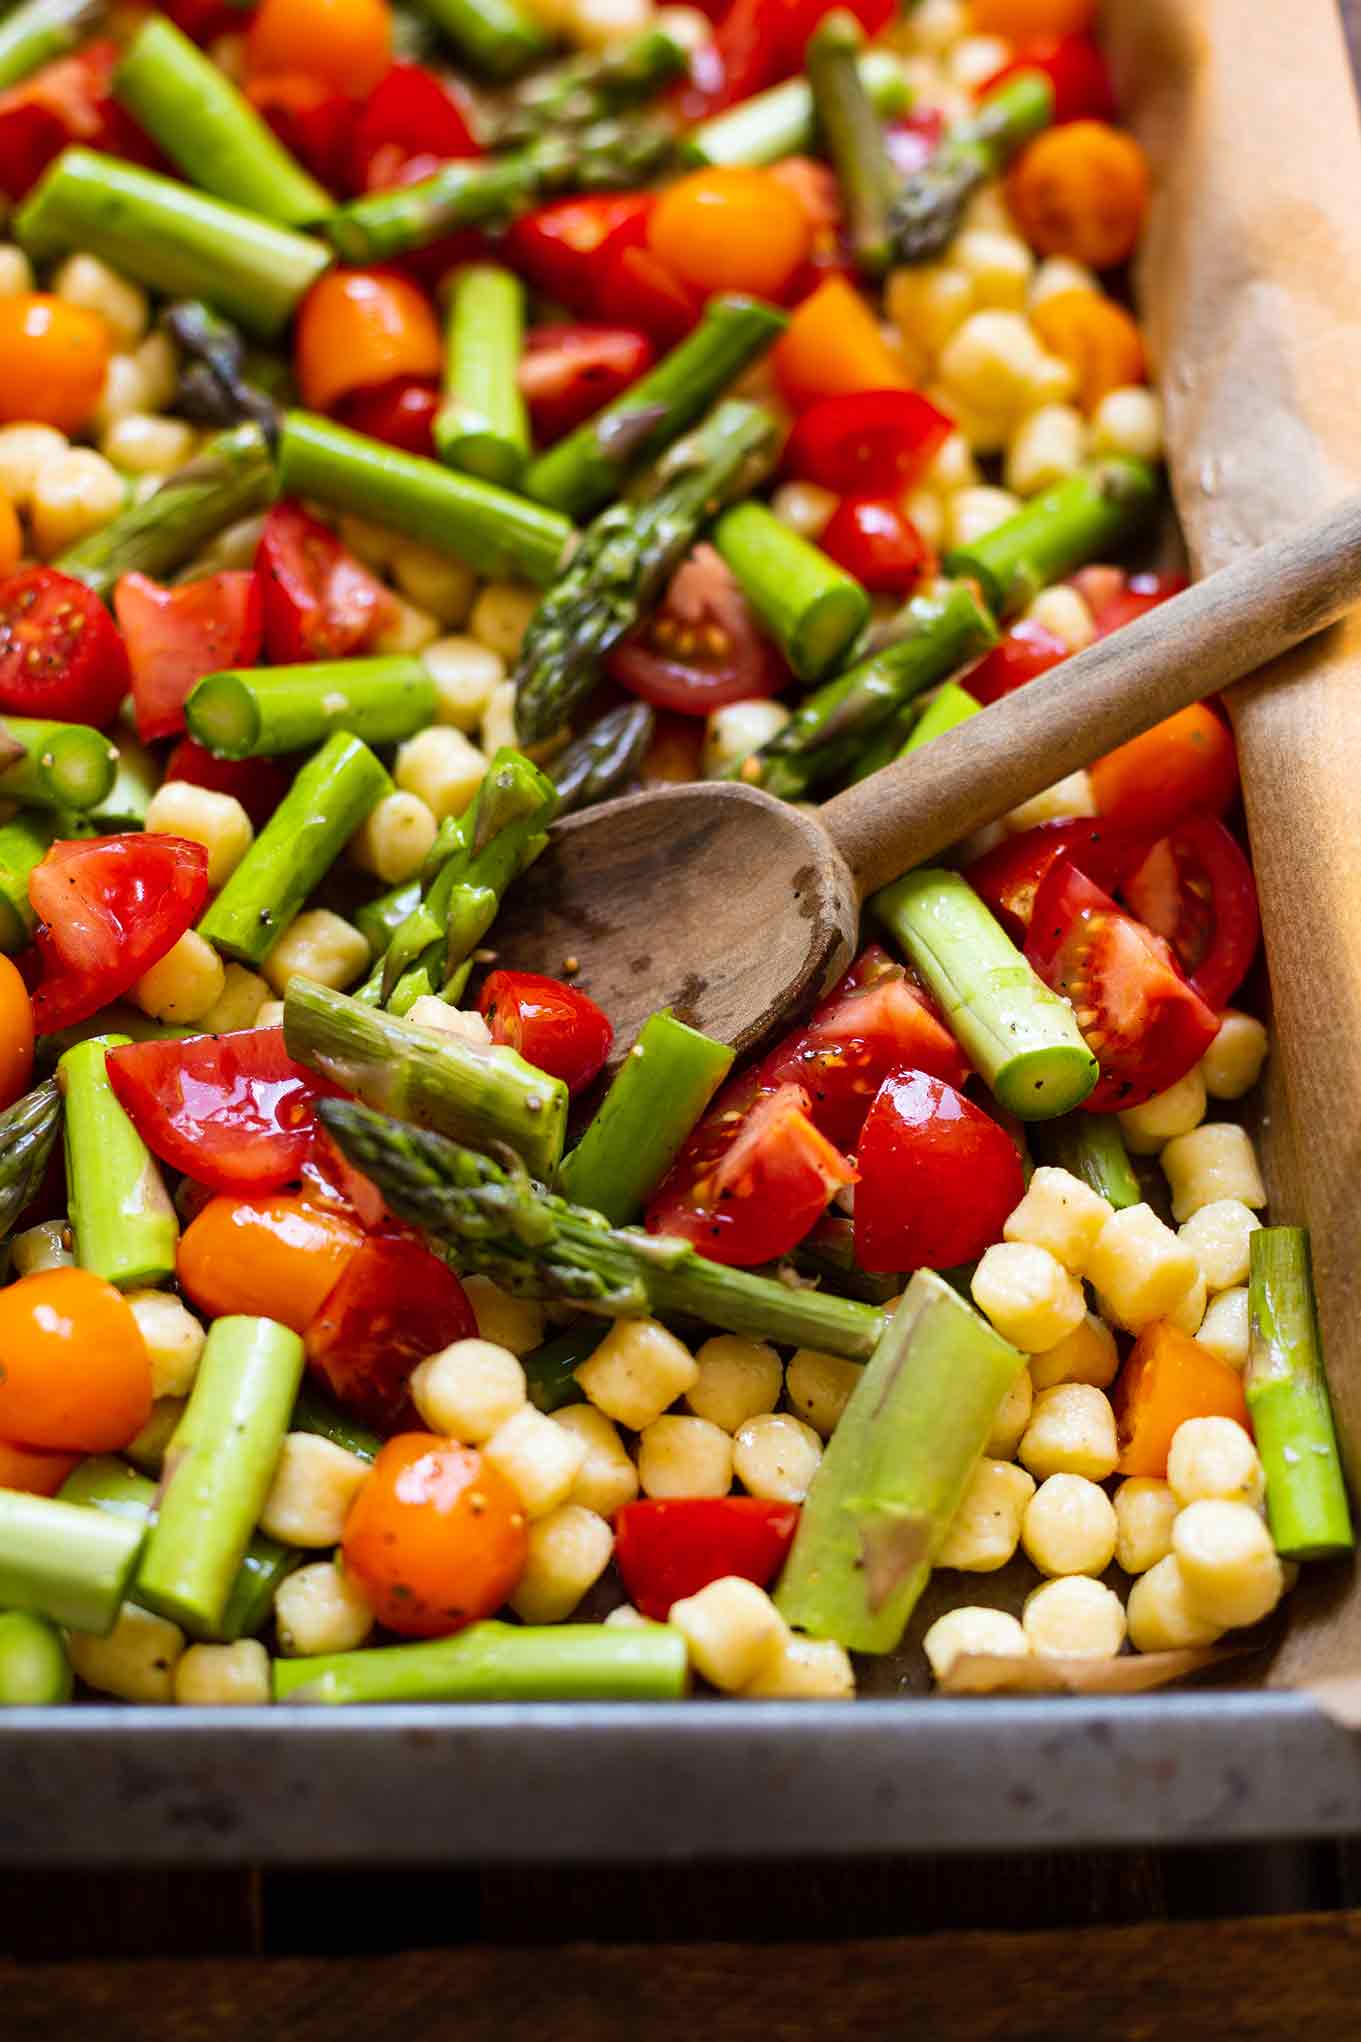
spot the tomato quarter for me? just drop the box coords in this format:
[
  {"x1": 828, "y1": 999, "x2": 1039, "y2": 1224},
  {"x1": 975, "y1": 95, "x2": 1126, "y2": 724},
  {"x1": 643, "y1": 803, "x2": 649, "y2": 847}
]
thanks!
[
  {"x1": 1121, "y1": 815, "x2": 1260, "y2": 1012},
  {"x1": 27, "y1": 833, "x2": 210, "y2": 1033},
  {"x1": 478, "y1": 969, "x2": 614, "y2": 1094},
  {"x1": 614, "y1": 1498, "x2": 801, "y2": 1620},
  {"x1": 257, "y1": 500, "x2": 396, "y2": 663},
  {"x1": 784, "y1": 389, "x2": 954, "y2": 494},
  {"x1": 853, "y1": 1069, "x2": 1024, "y2": 1274},
  {"x1": 114, "y1": 569, "x2": 263, "y2": 742},
  {"x1": 305, "y1": 1233, "x2": 477, "y2": 1432}
]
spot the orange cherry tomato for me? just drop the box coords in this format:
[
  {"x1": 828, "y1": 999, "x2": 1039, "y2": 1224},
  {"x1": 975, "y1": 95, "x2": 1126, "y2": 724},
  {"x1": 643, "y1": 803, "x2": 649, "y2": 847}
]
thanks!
[
  {"x1": 1029, "y1": 287, "x2": 1145, "y2": 410},
  {"x1": 342, "y1": 1433, "x2": 529, "y2": 1637},
  {"x1": 0, "y1": 1268, "x2": 152, "y2": 1452},
  {"x1": 969, "y1": 0, "x2": 1094, "y2": 35},
  {"x1": 1114, "y1": 1320, "x2": 1250, "y2": 1479},
  {"x1": 0, "y1": 495, "x2": 21, "y2": 576},
  {"x1": 0, "y1": 954, "x2": 34, "y2": 1109},
  {"x1": 0, "y1": 294, "x2": 112, "y2": 434},
  {"x1": 294, "y1": 267, "x2": 442, "y2": 413},
  {"x1": 773, "y1": 276, "x2": 912, "y2": 410},
  {"x1": 646, "y1": 167, "x2": 812, "y2": 302},
  {"x1": 1090, "y1": 702, "x2": 1239, "y2": 839},
  {"x1": 246, "y1": 0, "x2": 391, "y2": 97},
  {"x1": 0, "y1": 1437, "x2": 81, "y2": 1496},
  {"x1": 1006, "y1": 121, "x2": 1150, "y2": 270},
  {"x1": 177, "y1": 1192, "x2": 365, "y2": 1332}
]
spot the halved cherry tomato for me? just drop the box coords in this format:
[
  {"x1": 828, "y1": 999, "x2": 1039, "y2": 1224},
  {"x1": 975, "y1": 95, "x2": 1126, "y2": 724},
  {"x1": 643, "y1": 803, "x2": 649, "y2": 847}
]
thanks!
[
  {"x1": 677, "y1": 0, "x2": 892, "y2": 121},
  {"x1": 334, "y1": 374, "x2": 438, "y2": 455},
  {"x1": 978, "y1": 35, "x2": 1115, "y2": 123},
  {"x1": 294, "y1": 266, "x2": 441, "y2": 413},
  {"x1": 305, "y1": 1233, "x2": 476, "y2": 1431},
  {"x1": 965, "y1": 816, "x2": 1154, "y2": 941},
  {"x1": 647, "y1": 166, "x2": 812, "y2": 301},
  {"x1": 606, "y1": 542, "x2": 787, "y2": 716},
  {"x1": 0, "y1": 1267, "x2": 151, "y2": 1452},
  {"x1": 1121, "y1": 816, "x2": 1259, "y2": 1013},
  {"x1": 853, "y1": 1068, "x2": 1024, "y2": 1274},
  {"x1": 647, "y1": 1081, "x2": 856, "y2": 1267},
  {"x1": 1114, "y1": 1319, "x2": 1250, "y2": 1478},
  {"x1": 783, "y1": 389, "x2": 954, "y2": 495},
  {"x1": 1073, "y1": 565, "x2": 1186, "y2": 638},
  {"x1": 965, "y1": 616, "x2": 1069, "y2": 706},
  {"x1": 342, "y1": 1432, "x2": 528, "y2": 1637},
  {"x1": 348, "y1": 62, "x2": 481, "y2": 191},
  {"x1": 520, "y1": 324, "x2": 655, "y2": 445},
  {"x1": 0, "y1": 41, "x2": 155, "y2": 204},
  {"x1": 1006, "y1": 119, "x2": 1150, "y2": 269},
  {"x1": 0, "y1": 953, "x2": 34, "y2": 1109},
  {"x1": 114, "y1": 569, "x2": 263, "y2": 743},
  {"x1": 1031, "y1": 288, "x2": 1145, "y2": 410},
  {"x1": 1089, "y1": 701, "x2": 1238, "y2": 838},
  {"x1": 0, "y1": 293, "x2": 111, "y2": 434},
  {"x1": 164, "y1": 0, "x2": 248, "y2": 41},
  {"x1": 614, "y1": 1498, "x2": 801, "y2": 1621},
  {"x1": 178, "y1": 1190, "x2": 365, "y2": 1331},
  {"x1": 0, "y1": 1437, "x2": 80, "y2": 1497},
  {"x1": 505, "y1": 193, "x2": 654, "y2": 315},
  {"x1": 818, "y1": 497, "x2": 932, "y2": 594},
  {"x1": 106, "y1": 1027, "x2": 336, "y2": 1195},
  {"x1": 1025, "y1": 857, "x2": 1219, "y2": 1110},
  {"x1": 256, "y1": 501, "x2": 397, "y2": 663},
  {"x1": 163, "y1": 738, "x2": 289, "y2": 830},
  {"x1": 303, "y1": 1120, "x2": 393, "y2": 1232},
  {"x1": 0, "y1": 566, "x2": 130, "y2": 727},
  {"x1": 596, "y1": 240, "x2": 700, "y2": 347},
  {"x1": 774, "y1": 275, "x2": 912, "y2": 409},
  {"x1": 246, "y1": 0, "x2": 392, "y2": 97},
  {"x1": 27, "y1": 834, "x2": 210, "y2": 1034},
  {"x1": 246, "y1": 72, "x2": 358, "y2": 191},
  {"x1": 479, "y1": 970, "x2": 613, "y2": 1094}
]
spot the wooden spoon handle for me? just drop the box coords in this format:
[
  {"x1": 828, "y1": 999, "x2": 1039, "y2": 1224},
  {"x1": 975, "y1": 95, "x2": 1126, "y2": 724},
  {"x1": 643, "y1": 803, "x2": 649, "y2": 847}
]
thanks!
[{"x1": 819, "y1": 489, "x2": 1361, "y2": 901}]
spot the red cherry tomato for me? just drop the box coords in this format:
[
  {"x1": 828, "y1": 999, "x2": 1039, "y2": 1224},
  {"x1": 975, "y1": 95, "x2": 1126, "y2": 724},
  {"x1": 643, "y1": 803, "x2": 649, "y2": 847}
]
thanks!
[
  {"x1": 596, "y1": 239, "x2": 700, "y2": 347},
  {"x1": 965, "y1": 816, "x2": 1154, "y2": 941},
  {"x1": 965, "y1": 616, "x2": 1069, "y2": 705},
  {"x1": 504, "y1": 193, "x2": 654, "y2": 314},
  {"x1": 520, "y1": 324, "x2": 655, "y2": 445},
  {"x1": 246, "y1": 73, "x2": 358, "y2": 191},
  {"x1": 606, "y1": 542, "x2": 787, "y2": 716},
  {"x1": 478, "y1": 970, "x2": 614, "y2": 1095},
  {"x1": 0, "y1": 566, "x2": 131, "y2": 726},
  {"x1": 783, "y1": 389, "x2": 954, "y2": 495},
  {"x1": 853, "y1": 1068, "x2": 1024, "y2": 1274},
  {"x1": 114, "y1": 569, "x2": 263, "y2": 743},
  {"x1": 305, "y1": 1232, "x2": 477, "y2": 1432},
  {"x1": 256, "y1": 500, "x2": 396, "y2": 663},
  {"x1": 978, "y1": 35, "x2": 1116, "y2": 123},
  {"x1": 1072, "y1": 565, "x2": 1187, "y2": 637},
  {"x1": 105, "y1": 1027, "x2": 336, "y2": 1196},
  {"x1": 163, "y1": 0, "x2": 244, "y2": 40},
  {"x1": 334, "y1": 374, "x2": 439, "y2": 456},
  {"x1": 348, "y1": 61, "x2": 482, "y2": 193},
  {"x1": 646, "y1": 1081, "x2": 856, "y2": 1267},
  {"x1": 0, "y1": 41, "x2": 156, "y2": 203},
  {"x1": 677, "y1": 0, "x2": 892, "y2": 122},
  {"x1": 1025, "y1": 856, "x2": 1220, "y2": 1111},
  {"x1": 163, "y1": 737, "x2": 289, "y2": 831},
  {"x1": 1121, "y1": 815, "x2": 1260, "y2": 1013},
  {"x1": 818, "y1": 496, "x2": 933, "y2": 594},
  {"x1": 27, "y1": 834, "x2": 210, "y2": 1034},
  {"x1": 614, "y1": 1498, "x2": 801, "y2": 1621}
]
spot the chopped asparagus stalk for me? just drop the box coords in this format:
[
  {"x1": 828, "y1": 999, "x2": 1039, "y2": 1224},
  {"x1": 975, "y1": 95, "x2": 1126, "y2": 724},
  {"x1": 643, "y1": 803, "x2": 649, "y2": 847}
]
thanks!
[
  {"x1": 166, "y1": 300, "x2": 282, "y2": 436},
  {"x1": 775, "y1": 1270, "x2": 1026, "y2": 1650},
  {"x1": 289, "y1": 1383, "x2": 382, "y2": 1463},
  {"x1": 408, "y1": 0, "x2": 553, "y2": 79},
  {"x1": 93, "y1": 733, "x2": 161, "y2": 828},
  {"x1": 198, "y1": 730, "x2": 391, "y2": 966},
  {"x1": 187, "y1": 657, "x2": 437, "y2": 759},
  {"x1": 0, "y1": 1609, "x2": 72, "y2": 1705},
  {"x1": 900, "y1": 677, "x2": 981, "y2": 753},
  {"x1": 1032, "y1": 1111, "x2": 1141, "y2": 1209},
  {"x1": 807, "y1": 11, "x2": 899, "y2": 275},
  {"x1": 0, "y1": 811, "x2": 56, "y2": 952},
  {"x1": 945, "y1": 458, "x2": 1160, "y2": 617},
  {"x1": 558, "y1": 1010, "x2": 735, "y2": 1223},
  {"x1": 791, "y1": 1217, "x2": 904, "y2": 1306},
  {"x1": 494, "y1": 21, "x2": 693, "y2": 144},
  {"x1": 275, "y1": 1619, "x2": 689, "y2": 1703},
  {"x1": 524, "y1": 296, "x2": 788, "y2": 521},
  {"x1": 0, "y1": 0, "x2": 100, "y2": 93},
  {"x1": 875, "y1": 866, "x2": 1098, "y2": 1119},
  {"x1": 888, "y1": 68, "x2": 1054, "y2": 264},
  {"x1": 682, "y1": 49, "x2": 910, "y2": 167},
  {"x1": 1248, "y1": 1227, "x2": 1354, "y2": 1561},
  {"x1": 114, "y1": 14, "x2": 331, "y2": 225},
  {"x1": 0, "y1": 1488, "x2": 146, "y2": 1636},
  {"x1": 435, "y1": 264, "x2": 530, "y2": 489},
  {"x1": 137, "y1": 1315, "x2": 306, "y2": 1635},
  {"x1": 355, "y1": 879, "x2": 420, "y2": 962},
  {"x1": 279, "y1": 411, "x2": 575, "y2": 586},
  {"x1": 550, "y1": 699, "x2": 654, "y2": 814},
  {"x1": 522, "y1": 1321, "x2": 602, "y2": 1412},
  {"x1": 17, "y1": 148, "x2": 332, "y2": 338},
  {"x1": 0, "y1": 715, "x2": 119, "y2": 811},
  {"x1": 0, "y1": 1079, "x2": 62, "y2": 1242},
  {"x1": 712, "y1": 500, "x2": 869, "y2": 682},
  {"x1": 59, "y1": 1036, "x2": 179, "y2": 1289},
  {"x1": 317, "y1": 1099, "x2": 889, "y2": 1359}
]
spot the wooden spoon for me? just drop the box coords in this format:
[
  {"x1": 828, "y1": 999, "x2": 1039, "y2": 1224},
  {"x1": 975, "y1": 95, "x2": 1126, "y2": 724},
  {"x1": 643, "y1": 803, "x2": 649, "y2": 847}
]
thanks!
[{"x1": 492, "y1": 491, "x2": 1361, "y2": 1069}]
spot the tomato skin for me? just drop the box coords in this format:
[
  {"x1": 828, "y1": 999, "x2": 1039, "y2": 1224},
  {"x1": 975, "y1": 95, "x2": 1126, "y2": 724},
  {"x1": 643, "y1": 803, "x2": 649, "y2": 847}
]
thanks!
[
  {"x1": 504, "y1": 193, "x2": 654, "y2": 314},
  {"x1": 256, "y1": 500, "x2": 396, "y2": 662},
  {"x1": 818, "y1": 497, "x2": 932, "y2": 594},
  {"x1": 0, "y1": 1436, "x2": 80, "y2": 1497},
  {"x1": 0, "y1": 566, "x2": 131, "y2": 726},
  {"x1": 114, "y1": 569, "x2": 263, "y2": 743},
  {"x1": 853, "y1": 1069, "x2": 1023, "y2": 1275},
  {"x1": 1121, "y1": 816, "x2": 1260, "y2": 1013},
  {"x1": 614, "y1": 1498, "x2": 801, "y2": 1621},
  {"x1": 520, "y1": 324, "x2": 655, "y2": 445},
  {"x1": 783, "y1": 390, "x2": 954, "y2": 495},
  {"x1": 348, "y1": 62, "x2": 481, "y2": 192},
  {"x1": 295, "y1": 266, "x2": 441, "y2": 413},
  {"x1": 0, "y1": 953, "x2": 33, "y2": 1108},
  {"x1": 28, "y1": 834, "x2": 210, "y2": 1034},
  {"x1": 342, "y1": 1433, "x2": 528, "y2": 1637},
  {"x1": 979, "y1": 36, "x2": 1116, "y2": 123},
  {"x1": 774, "y1": 275, "x2": 912, "y2": 410},
  {"x1": 1076, "y1": 567, "x2": 1187, "y2": 638},
  {"x1": 247, "y1": 72, "x2": 358, "y2": 190},
  {"x1": 178, "y1": 1191, "x2": 365, "y2": 1331},
  {"x1": 1090, "y1": 702, "x2": 1239, "y2": 839},
  {"x1": 1006, "y1": 119, "x2": 1150, "y2": 270},
  {"x1": 305, "y1": 1233, "x2": 477, "y2": 1432},
  {"x1": 0, "y1": 293, "x2": 111, "y2": 434},
  {"x1": 596, "y1": 240, "x2": 700, "y2": 347},
  {"x1": 0, "y1": 42, "x2": 156, "y2": 203},
  {"x1": 965, "y1": 816, "x2": 1154, "y2": 941},
  {"x1": 163, "y1": 738, "x2": 289, "y2": 831},
  {"x1": 678, "y1": 0, "x2": 892, "y2": 121},
  {"x1": 246, "y1": 0, "x2": 392, "y2": 98},
  {"x1": 647, "y1": 167, "x2": 812, "y2": 301},
  {"x1": 606, "y1": 541, "x2": 787, "y2": 716},
  {"x1": 479, "y1": 970, "x2": 613, "y2": 1095},
  {"x1": 334, "y1": 374, "x2": 438, "y2": 456},
  {"x1": 0, "y1": 1267, "x2": 151, "y2": 1453},
  {"x1": 965, "y1": 616, "x2": 1069, "y2": 706}
]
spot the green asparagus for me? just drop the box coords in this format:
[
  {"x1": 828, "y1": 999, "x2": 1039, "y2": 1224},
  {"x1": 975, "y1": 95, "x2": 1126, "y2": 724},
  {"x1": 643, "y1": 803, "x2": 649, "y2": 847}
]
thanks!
[
  {"x1": 522, "y1": 1321, "x2": 601, "y2": 1412},
  {"x1": 888, "y1": 68, "x2": 1054, "y2": 263},
  {"x1": 493, "y1": 20, "x2": 693, "y2": 144},
  {"x1": 944, "y1": 458, "x2": 1159, "y2": 617},
  {"x1": 355, "y1": 878, "x2": 421, "y2": 959},
  {"x1": 900, "y1": 677, "x2": 981, "y2": 753},
  {"x1": 0, "y1": 715, "x2": 119, "y2": 811},
  {"x1": 1032, "y1": 1112, "x2": 1141, "y2": 1209},
  {"x1": 93, "y1": 732, "x2": 161, "y2": 828},
  {"x1": 165, "y1": 300, "x2": 281, "y2": 436},
  {"x1": 0, "y1": 1610, "x2": 72, "y2": 1706},
  {"x1": 1247, "y1": 1228, "x2": 1354, "y2": 1561},
  {"x1": 0, "y1": 0, "x2": 99, "y2": 93},
  {"x1": 408, "y1": 0, "x2": 552, "y2": 79},
  {"x1": 713, "y1": 500, "x2": 869, "y2": 682},
  {"x1": 435, "y1": 264, "x2": 530, "y2": 488},
  {"x1": 187, "y1": 657, "x2": 437, "y2": 759},
  {"x1": 807, "y1": 11, "x2": 899, "y2": 275},
  {"x1": 59, "y1": 1036, "x2": 179, "y2": 1289},
  {"x1": 0, "y1": 1488, "x2": 145, "y2": 1636},
  {"x1": 290, "y1": 1382, "x2": 382, "y2": 1463},
  {"x1": 558, "y1": 1010, "x2": 734, "y2": 1223},
  {"x1": 275, "y1": 1619, "x2": 689, "y2": 1703},
  {"x1": 682, "y1": 49, "x2": 909, "y2": 167},
  {"x1": 549, "y1": 699, "x2": 654, "y2": 814},
  {"x1": 0, "y1": 1080, "x2": 62, "y2": 1243},
  {"x1": 0, "y1": 810, "x2": 56, "y2": 951}
]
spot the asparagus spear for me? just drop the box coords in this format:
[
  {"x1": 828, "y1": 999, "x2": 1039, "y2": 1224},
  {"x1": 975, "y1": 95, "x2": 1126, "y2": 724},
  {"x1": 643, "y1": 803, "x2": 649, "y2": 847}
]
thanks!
[
  {"x1": 740, "y1": 581, "x2": 996, "y2": 799},
  {"x1": 493, "y1": 19, "x2": 694, "y2": 144},
  {"x1": 791, "y1": 1216, "x2": 902, "y2": 1306},
  {"x1": 0, "y1": 715, "x2": 119, "y2": 811},
  {"x1": 875, "y1": 867, "x2": 1098, "y2": 1119},
  {"x1": 807, "y1": 11, "x2": 899, "y2": 276},
  {"x1": 290, "y1": 1383, "x2": 382, "y2": 1463},
  {"x1": 0, "y1": 1489, "x2": 145, "y2": 1636},
  {"x1": 0, "y1": 810, "x2": 56, "y2": 951},
  {"x1": 17, "y1": 149, "x2": 332, "y2": 339},
  {"x1": 165, "y1": 300, "x2": 282, "y2": 436},
  {"x1": 114, "y1": 14, "x2": 331, "y2": 225},
  {"x1": 275, "y1": 1618, "x2": 689, "y2": 1703},
  {"x1": 56, "y1": 423, "x2": 277, "y2": 598},
  {"x1": 549, "y1": 699, "x2": 654, "y2": 814},
  {"x1": 888, "y1": 68, "x2": 1054, "y2": 264},
  {"x1": 713, "y1": 499, "x2": 870, "y2": 683},
  {"x1": 187, "y1": 657, "x2": 437, "y2": 760},
  {"x1": 137, "y1": 1315, "x2": 305, "y2": 1635},
  {"x1": 524, "y1": 296, "x2": 787, "y2": 522},
  {"x1": 682, "y1": 49, "x2": 910, "y2": 168},
  {"x1": 522, "y1": 1321, "x2": 600, "y2": 1412},
  {"x1": 0, "y1": 1079, "x2": 61, "y2": 1242},
  {"x1": 0, "y1": 0, "x2": 99, "y2": 93},
  {"x1": 900, "y1": 677, "x2": 981, "y2": 753},
  {"x1": 278, "y1": 412, "x2": 575, "y2": 587},
  {"x1": 408, "y1": 0, "x2": 552, "y2": 80},
  {"x1": 1032, "y1": 1112, "x2": 1141, "y2": 1209},
  {"x1": 355, "y1": 878, "x2": 420, "y2": 959},
  {"x1": 558, "y1": 1010, "x2": 734, "y2": 1223},
  {"x1": 0, "y1": 1609, "x2": 72, "y2": 1706},
  {"x1": 59, "y1": 1036, "x2": 179, "y2": 1289},
  {"x1": 514, "y1": 397, "x2": 780, "y2": 744},
  {"x1": 198, "y1": 731, "x2": 390, "y2": 966},
  {"x1": 945, "y1": 458, "x2": 1160, "y2": 617},
  {"x1": 286, "y1": 978, "x2": 570, "y2": 1177},
  {"x1": 775, "y1": 1271, "x2": 1026, "y2": 1651},
  {"x1": 317, "y1": 1099, "x2": 890, "y2": 1358},
  {"x1": 435, "y1": 264, "x2": 530, "y2": 489},
  {"x1": 93, "y1": 732, "x2": 160, "y2": 828},
  {"x1": 1247, "y1": 1227, "x2": 1354, "y2": 1561}
]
